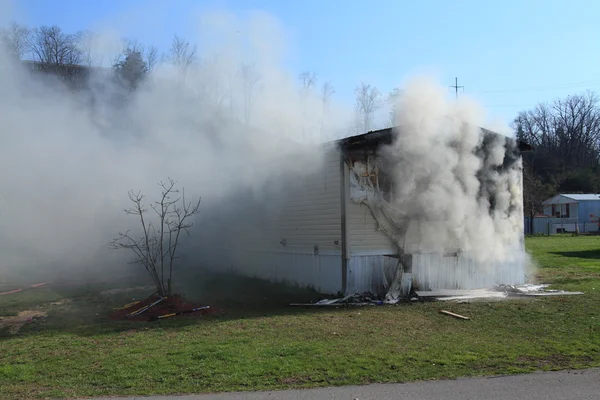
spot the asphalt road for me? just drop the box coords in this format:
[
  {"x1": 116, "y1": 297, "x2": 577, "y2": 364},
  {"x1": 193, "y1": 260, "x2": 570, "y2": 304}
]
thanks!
[{"x1": 92, "y1": 368, "x2": 600, "y2": 400}]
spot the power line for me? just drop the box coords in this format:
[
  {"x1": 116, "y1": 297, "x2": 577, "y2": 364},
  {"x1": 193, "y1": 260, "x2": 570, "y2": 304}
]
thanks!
[
  {"x1": 484, "y1": 104, "x2": 534, "y2": 108},
  {"x1": 472, "y1": 80, "x2": 600, "y2": 95},
  {"x1": 449, "y1": 77, "x2": 464, "y2": 99}
]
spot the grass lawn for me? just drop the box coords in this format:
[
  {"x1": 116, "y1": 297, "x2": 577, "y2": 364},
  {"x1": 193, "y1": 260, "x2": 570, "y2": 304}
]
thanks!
[{"x1": 1, "y1": 235, "x2": 600, "y2": 399}]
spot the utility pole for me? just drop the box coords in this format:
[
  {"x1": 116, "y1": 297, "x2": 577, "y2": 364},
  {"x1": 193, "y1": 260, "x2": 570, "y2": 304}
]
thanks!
[{"x1": 450, "y1": 77, "x2": 464, "y2": 99}]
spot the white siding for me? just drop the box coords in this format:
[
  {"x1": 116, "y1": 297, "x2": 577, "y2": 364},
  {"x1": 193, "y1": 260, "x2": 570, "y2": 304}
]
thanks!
[
  {"x1": 193, "y1": 146, "x2": 344, "y2": 294},
  {"x1": 347, "y1": 201, "x2": 395, "y2": 255},
  {"x1": 572, "y1": 202, "x2": 580, "y2": 219},
  {"x1": 411, "y1": 252, "x2": 526, "y2": 290},
  {"x1": 543, "y1": 206, "x2": 551, "y2": 215},
  {"x1": 244, "y1": 146, "x2": 343, "y2": 254},
  {"x1": 231, "y1": 251, "x2": 342, "y2": 294}
]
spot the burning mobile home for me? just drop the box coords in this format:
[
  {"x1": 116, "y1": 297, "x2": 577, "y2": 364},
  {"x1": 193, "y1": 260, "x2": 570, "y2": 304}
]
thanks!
[{"x1": 194, "y1": 126, "x2": 532, "y2": 299}]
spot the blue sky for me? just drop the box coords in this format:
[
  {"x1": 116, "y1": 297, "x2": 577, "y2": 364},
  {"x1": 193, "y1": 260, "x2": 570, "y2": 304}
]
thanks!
[{"x1": 9, "y1": 0, "x2": 600, "y2": 127}]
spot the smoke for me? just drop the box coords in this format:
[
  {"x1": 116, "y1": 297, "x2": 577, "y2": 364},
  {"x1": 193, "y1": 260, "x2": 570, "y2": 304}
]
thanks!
[
  {"x1": 384, "y1": 76, "x2": 527, "y2": 270},
  {"x1": 0, "y1": 4, "x2": 530, "y2": 292},
  {"x1": 0, "y1": 8, "x2": 351, "y2": 282}
]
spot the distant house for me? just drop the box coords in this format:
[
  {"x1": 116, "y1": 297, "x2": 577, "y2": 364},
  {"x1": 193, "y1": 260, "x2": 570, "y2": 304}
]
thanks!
[
  {"x1": 543, "y1": 194, "x2": 600, "y2": 221},
  {"x1": 526, "y1": 194, "x2": 600, "y2": 234}
]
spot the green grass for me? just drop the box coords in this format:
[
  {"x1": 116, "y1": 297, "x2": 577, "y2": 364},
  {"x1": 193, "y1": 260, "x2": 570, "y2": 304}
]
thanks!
[{"x1": 1, "y1": 236, "x2": 600, "y2": 399}]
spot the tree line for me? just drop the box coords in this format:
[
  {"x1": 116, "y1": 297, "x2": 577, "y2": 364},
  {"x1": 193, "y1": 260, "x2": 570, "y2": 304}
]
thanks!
[
  {"x1": 2, "y1": 21, "x2": 593, "y2": 216},
  {"x1": 0, "y1": 21, "x2": 402, "y2": 134},
  {"x1": 514, "y1": 90, "x2": 600, "y2": 223}
]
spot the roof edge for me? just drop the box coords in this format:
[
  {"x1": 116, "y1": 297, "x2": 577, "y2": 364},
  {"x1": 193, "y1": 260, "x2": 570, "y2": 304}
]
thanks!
[{"x1": 336, "y1": 126, "x2": 533, "y2": 153}]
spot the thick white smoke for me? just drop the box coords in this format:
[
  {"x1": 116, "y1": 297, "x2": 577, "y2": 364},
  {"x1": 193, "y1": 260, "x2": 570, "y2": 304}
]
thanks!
[
  {"x1": 385, "y1": 77, "x2": 526, "y2": 269},
  {"x1": 0, "y1": 3, "x2": 529, "y2": 291},
  {"x1": 0, "y1": 9, "x2": 352, "y2": 281}
]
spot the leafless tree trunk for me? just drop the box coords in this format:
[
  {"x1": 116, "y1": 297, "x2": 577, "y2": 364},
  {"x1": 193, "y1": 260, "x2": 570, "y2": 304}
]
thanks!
[
  {"x1": 166, "y1": 34, "x2": 197, "y2": 81},
  {"x1": 387, "y1": 87, "x2": 402, "y2": 126},
  {"x1": 195, "y1": 54, "x2": 229, "y2": 109},
  {"x1": 298, "y1": 71, "x2": 318, "y2": 141},
  {"x1": 355, "y1": 82, "x2": 381, "y2": 133},
  {"x1": 146, "y1": 45, "x2": 158, "y2": 73},
  {"x1": 321, "y1": 80, "x2": 335, "y2": 105},
  {"x1": 109, "y1": 178, "x2": 201, "y2": 297},
  {"x1": 226, "y1": 71, "x2": 236, "y2": 117},
  {"x1": 299, "y1": 71, "x2": 317, "y2": 93},
  {"x1": 239, "y1": 63, "x2": 260, "y2": 125},
  {"x1": 0, "y1": 21, "x2": 30, "y2": 59}
]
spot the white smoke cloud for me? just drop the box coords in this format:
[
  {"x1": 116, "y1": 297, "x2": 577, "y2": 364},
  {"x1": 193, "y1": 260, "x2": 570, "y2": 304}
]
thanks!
[
  {"x1": 385, "y1": 76, "x2": 527, "y2": 271},
  {"x1": 0, "y1": 3, "x2": 529, "y2": 291},
  {"x1": 0, "y1": 7, "x2": 352, "y2": 281}
]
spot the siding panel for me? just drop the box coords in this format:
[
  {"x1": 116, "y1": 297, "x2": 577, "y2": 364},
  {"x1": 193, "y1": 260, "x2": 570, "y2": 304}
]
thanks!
[
  {"x1": 411, "y1": 252, "x2": 526, "y2": 290},
  {"x1": 258, "y1": 147, "x2": 342, "y2": 252},
  {"x1": 346, "y1": 255, "x2": 398, "y2": 294},
  {"x1": 193, "y1": 146, "x2": 343, "y2": 293},
  {"x1": 347, "y1": 201, "x2": 396, "y2": 254},
  {"x1": 578, "y1": 201, "x2": 600, "y2": 221}
]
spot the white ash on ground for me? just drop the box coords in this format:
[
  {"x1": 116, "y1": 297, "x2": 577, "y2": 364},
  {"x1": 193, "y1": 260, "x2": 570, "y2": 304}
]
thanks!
[{"x1": 290, "y1": 284, "x2": 584, "y2": 307}]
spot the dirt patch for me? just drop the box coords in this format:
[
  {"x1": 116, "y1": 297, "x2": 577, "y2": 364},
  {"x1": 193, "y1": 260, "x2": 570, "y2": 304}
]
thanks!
[
  {"x1": 0, "y1": 310, "x2": 47, "y2": 334},
  {"x1": 108, "y1": 294, "x2": 217, "y2": 322}
]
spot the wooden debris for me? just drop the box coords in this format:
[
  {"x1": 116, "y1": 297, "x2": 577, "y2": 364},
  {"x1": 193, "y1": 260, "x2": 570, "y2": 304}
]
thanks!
[
  {"x1": 113, "y1": 300, "x2": 142, "y2": 310},
  {"x1": 128, "y1": 297, "x2": 166, "y2": 317},
  {"x1": 439, "y1": 310, "x2": 470, "y2": 320}
]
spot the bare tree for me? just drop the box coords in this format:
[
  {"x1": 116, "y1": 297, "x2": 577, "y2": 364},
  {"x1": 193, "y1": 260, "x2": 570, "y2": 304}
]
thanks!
[
  {"x1": 239, "y1": 63, "x2": 261, "y2": 125},
  {"x1": 387, "y1": 87, "x2": 402, "y2": 125},
  {"x1": 513, "y1": 91, "x2": 600, "y2": 173},
  {"x1": 297, "y1": 71, "x2": 318, "y2": 141},
  {"x1": 27, "y1": 25, "x2": 83, "y2": 66},
  {"x1": 146, "y1": 45, "x2": 158, "y2": 73},
  {"x1": 196, "y1": 54, "x2": 228, "y2": 109},
  {"x1": 355, "y1": 82, "x2": 382, "y2": 133},
  {"x1": 321, "y1": 80, "x2": 335, "y2": 105},
  {"x1": 298, "y1": 71, "x2": 317, "y2": 93},
  {"x1": 0, "y1": 21, "x2": 30, "y2": 59},
  {"x1": 225, "y1": 71, "x2": 236, "y2": 115},
  {"x1": 110, "y1": 178, "x2": 201, "y2": 297},
  {"x1": 319, "y1": 80, "x2": 335, "y2": 139},
  {"x1": 166, "y1": 34, "x2": 197, "y2": 79}
]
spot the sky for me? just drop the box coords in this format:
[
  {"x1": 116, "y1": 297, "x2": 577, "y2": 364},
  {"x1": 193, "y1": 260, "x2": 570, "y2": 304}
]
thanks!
[{"x1": 7, "y1": 0, "x2": 600, "y2": 128}]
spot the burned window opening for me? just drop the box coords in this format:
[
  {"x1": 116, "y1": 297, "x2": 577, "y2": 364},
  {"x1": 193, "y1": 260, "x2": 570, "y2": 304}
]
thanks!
[{"x1": 346, "y1": 149, "x2": 395, "y2": 204}]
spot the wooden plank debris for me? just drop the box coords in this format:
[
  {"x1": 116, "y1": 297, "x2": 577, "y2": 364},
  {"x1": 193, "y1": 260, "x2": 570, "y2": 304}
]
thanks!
[{"x1": 439, "y1": 310, "x2": 470, "y2": 320}]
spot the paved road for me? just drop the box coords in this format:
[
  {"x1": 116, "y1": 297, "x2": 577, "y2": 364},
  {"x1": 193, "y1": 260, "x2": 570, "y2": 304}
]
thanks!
[{"x1": 93, "y1": 368, "x2": 600, "y2": 400}]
